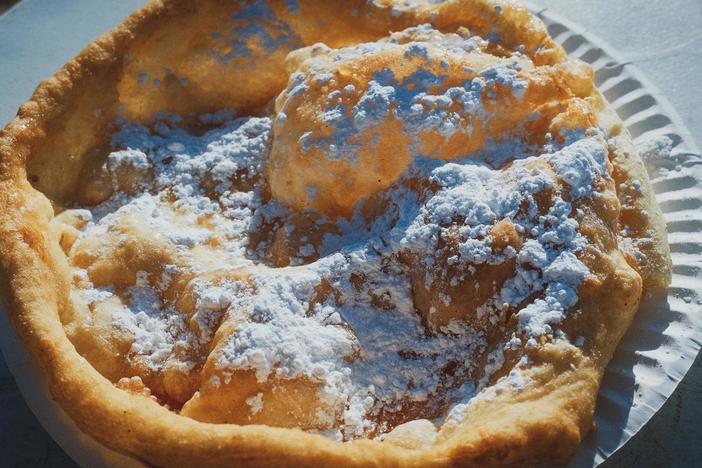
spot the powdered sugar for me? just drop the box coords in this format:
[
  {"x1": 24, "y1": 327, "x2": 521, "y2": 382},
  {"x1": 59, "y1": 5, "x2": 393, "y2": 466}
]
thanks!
[
  {"x1": 245, "y1": 393, "x2": 264, "y2": 415},
  {"x1": 66, "y1": 23, "x2": 616, "y2": 441},
  {"x1": 546, "y1": 137, "x2": 609, "y2": 200},
  {"x1": 278, "y1": 25, "x2": 529, "y2": 164}
]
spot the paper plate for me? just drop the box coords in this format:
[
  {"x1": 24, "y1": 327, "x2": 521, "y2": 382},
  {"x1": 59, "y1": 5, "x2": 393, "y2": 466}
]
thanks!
[
  {"x1": 1, "y1": 4, "x2": 701, "y2": 467},
  {"x1": 522, "y1": 4, "x2": 702, "y2": 467}
]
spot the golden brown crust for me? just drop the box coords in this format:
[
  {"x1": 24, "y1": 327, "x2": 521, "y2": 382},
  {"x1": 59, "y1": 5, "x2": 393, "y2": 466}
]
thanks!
[{"x1": 0, "y1": 0, "x2": 670, "y2": 466}]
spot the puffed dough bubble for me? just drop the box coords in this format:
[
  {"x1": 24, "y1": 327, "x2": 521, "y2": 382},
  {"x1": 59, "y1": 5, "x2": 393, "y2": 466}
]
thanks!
[{"x1": 269, "y1": 27, "x2": 596, "y2": 218}]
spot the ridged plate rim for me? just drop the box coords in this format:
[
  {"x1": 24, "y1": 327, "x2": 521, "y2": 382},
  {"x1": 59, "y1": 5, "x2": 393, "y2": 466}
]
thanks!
[{"x1": 523, "y1": 3, "x2": 702, "y2": 466}]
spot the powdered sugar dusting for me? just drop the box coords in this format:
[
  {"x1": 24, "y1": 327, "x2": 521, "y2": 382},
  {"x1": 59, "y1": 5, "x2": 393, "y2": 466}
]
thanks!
[{"x1": 65, "y1": 23, "x2": 616, "y2": 440}]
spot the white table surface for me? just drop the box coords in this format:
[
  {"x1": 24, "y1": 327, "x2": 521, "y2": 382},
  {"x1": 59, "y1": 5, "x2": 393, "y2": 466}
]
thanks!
[{"x1": 1, "y1": 0, "x2": 700, "y2": 466}]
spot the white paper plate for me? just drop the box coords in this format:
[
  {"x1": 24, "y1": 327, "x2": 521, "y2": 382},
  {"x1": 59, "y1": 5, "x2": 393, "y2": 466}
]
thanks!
[
  {"x1": 1, "y1": 5, "x2": 701, "y2": 467},
  {"x1": 521, "y1": 4, "x2": 702, "y2": 467}
]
